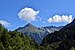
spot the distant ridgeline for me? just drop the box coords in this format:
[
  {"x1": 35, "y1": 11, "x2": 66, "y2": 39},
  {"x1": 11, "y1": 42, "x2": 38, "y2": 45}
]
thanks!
[{"x1": 16, "y1": 23, "x2": 63, "y2": 44}]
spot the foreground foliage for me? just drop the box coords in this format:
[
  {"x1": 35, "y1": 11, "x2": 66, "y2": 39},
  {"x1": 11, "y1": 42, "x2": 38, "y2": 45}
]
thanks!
[{"x1": 0, "y1": 24, "x2": 38, "y2": 50}]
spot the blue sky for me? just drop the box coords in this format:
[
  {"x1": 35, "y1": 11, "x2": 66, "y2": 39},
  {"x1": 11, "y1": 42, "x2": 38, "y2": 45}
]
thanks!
[{"x1": 0, "y1": 0, "x2": 75, "y2": 30}]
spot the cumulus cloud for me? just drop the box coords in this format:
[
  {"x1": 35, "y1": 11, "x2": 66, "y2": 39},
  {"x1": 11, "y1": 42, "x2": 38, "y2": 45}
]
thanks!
[
  {"x1": 0, "y1": 20, "x2": 10, "y2": 27},
  {"x1": 47, "y1": 15, "x2": 73, "y2": 23},
  {"x1": 18, "y1": 7, "x2": 40, "y2": 22}
]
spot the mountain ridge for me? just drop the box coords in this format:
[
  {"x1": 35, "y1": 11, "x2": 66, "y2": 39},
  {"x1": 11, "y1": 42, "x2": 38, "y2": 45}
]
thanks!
[
  {"x1": 16, "y1": 23, "x2": 63, "y2": 44},
  {"x1": 41, "y1": 18, "x2": 75, "y2": 50}
]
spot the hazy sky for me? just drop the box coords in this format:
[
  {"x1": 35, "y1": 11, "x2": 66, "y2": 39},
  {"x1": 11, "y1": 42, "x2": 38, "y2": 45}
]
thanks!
[{"x1": 0, "y1": 0, "x2": 75, "y2": 30}]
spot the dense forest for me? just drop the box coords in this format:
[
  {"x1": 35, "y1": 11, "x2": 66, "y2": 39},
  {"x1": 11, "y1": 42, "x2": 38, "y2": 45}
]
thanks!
[
  {"x1": 0, "y1": 24, "x2": 39, "y2": 50},
  {"x1": 0, "y1": 19, "x2": 75, "y2": 50}
]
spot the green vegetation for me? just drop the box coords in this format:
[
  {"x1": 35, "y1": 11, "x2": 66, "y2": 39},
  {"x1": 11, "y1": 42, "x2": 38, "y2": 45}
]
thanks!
[{"x1": 0, "y1": 24, "x2": 38, "y2": 50}]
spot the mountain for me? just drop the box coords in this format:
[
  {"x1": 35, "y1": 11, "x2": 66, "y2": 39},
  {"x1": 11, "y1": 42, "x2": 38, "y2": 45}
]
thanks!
[
  {"x1": 41, "y1": 19, "x2": 75, "y2": 50},
  {"x1": 16, "y1": 23, "x2": 47, "y2": 44},
  {"x1": 16, "y1": 23, "x2": 62, "y2": 44},
  {"x1": 39, "y1": 26, "x2": 63, "y2": 33}
]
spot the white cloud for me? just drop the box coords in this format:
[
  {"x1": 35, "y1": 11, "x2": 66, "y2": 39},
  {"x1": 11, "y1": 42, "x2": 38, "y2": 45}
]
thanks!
[
  {"x1": 18, "y1": 7, "x2": 40, "y2": 22},
  {"x1": 0, "y1": 20, "x2": 10, "y2": 27},
  {"x1": 47, "y1": 15, "x2": 73, "y2": 23}
]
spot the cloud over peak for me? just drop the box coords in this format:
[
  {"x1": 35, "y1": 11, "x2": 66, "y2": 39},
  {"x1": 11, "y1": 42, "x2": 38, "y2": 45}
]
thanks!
[
  {"x1": 47, "y1": 15, "x2": 73, "y2": 23},
  {"x1": 18, "y1": 7, "x2": 40, "y2": 22}
]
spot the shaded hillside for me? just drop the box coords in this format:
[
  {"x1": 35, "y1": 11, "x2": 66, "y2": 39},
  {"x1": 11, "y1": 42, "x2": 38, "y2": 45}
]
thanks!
[{"x1": 41, "y1": 19, "x2": 75, "y2": 50}]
